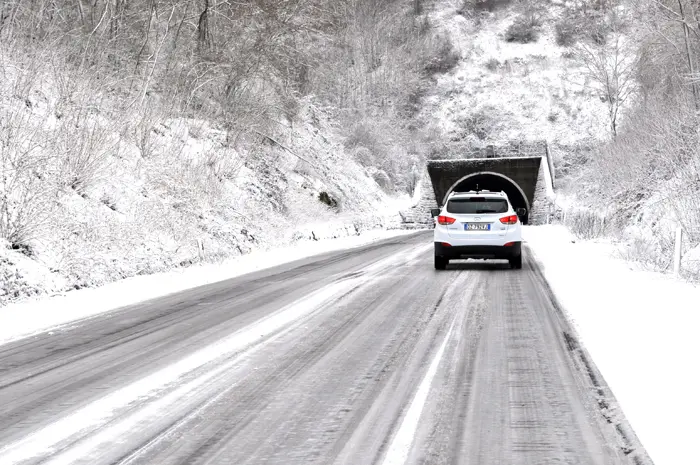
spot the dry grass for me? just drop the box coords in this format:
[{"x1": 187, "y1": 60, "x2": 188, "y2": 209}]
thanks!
[
  {"x1": 505, "y1": 12, "x2": 543, "y2": 44},
  {"x1": 561, "y1": 208, "x2": 607, "y2": 240}
]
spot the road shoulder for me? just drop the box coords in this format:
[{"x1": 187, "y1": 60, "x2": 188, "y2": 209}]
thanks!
[
  {"x1": 0, "y1": 229, "x2": 421, "y2": 345},
  {"x1": 525, "y1": 224, "x2": 699, "y2": 465}
]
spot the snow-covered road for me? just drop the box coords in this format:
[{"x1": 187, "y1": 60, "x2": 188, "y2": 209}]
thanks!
[{"x1": 0, "y1": 232, "x2": 649, "y2": 464}]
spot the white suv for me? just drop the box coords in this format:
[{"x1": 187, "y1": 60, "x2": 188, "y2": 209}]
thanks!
[{"x1": 431, "y1": 190, "x2": 525, "y2": 270}]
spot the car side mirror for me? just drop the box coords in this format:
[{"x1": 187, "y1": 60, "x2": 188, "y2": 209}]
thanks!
[
  {"x1": 430, "y1": 208, "x2": 440, "y2": 218},
  {"x1": 516, "y1": 207, "x2": 527, "y2": 218}
]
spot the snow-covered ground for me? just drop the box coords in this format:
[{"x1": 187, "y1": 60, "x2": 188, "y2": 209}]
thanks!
[
  {"x1": 4, "y1": 222, "x2": 694, "y2": 464},
  {"x1": 0, "y1": 63, "x2": 409, "y2": 305},
  {"x1": 525, "y1": 225, "x2": 700, "y2": 465},
  {"x1": 0, "y1": 229, "x2": 416, "y2": 345},
  {"x1": 425, "y1": 0, "x2": 609, "y2": 152}
]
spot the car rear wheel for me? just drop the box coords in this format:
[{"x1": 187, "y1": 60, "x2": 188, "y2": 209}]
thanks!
[
  {"x1": 509, "y1": 253, "x2": 522, "y2": 270},
  {"x1": 434, "y1": 255, "x2": 448, "y2": 270}
]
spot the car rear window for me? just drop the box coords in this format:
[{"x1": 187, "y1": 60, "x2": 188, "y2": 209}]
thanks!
[{"x1": 446, "y1": 197, "x2": 508, "y2": 214}]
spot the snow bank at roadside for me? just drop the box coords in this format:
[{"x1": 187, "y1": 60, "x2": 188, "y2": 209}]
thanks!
[
  {"x1": 524, "y1": 225, "x2": 700, "y2": 465},
  {"x1": 0, "y1": 229, "x2": 417, "y2": 345}
]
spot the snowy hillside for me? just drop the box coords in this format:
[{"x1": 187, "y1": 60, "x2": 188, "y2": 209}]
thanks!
[
  {"x1": 1, "y1": 0, "x2": 456, "y2": 305},
  {"x1": 0, "y1": 84, "x2": 408, "y2": 304},
  {"x1": 423, "y1": 0, "x2": 609, "y2": 158},
  {"x1": 424, "y1": 0, "x2": 700, "y2": 279}
]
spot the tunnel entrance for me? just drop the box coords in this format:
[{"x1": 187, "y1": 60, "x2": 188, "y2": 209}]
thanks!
[
  {"x1": 445, "y1": 172, "x2": 530, "y2": 223},
  {"x1": 425, "y1": 157, "x2": 542, "y2": 226}
]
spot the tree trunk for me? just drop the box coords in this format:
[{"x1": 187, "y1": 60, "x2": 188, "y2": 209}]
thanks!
[
  {"x1": 413, "y1": 0, "x2": 422, "y2": 15},
  {"x1": 678, "y1": 0, "x2": 700, "y2": 111},
  {"x1": 198, "y1": 0, "x2": 212, "y2": 52}
]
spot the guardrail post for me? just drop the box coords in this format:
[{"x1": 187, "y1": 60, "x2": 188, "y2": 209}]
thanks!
[{"x1": 674, "y1": 227, "x2": 683, "y2": 275}]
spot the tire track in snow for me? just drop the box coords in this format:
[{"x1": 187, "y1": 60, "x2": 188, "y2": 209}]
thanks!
[
  {"x1": 0, "y1": 281, "x2": 351, "y2": 464},
  {"x1": 380, "y1": 319, "x2": 456, "y2": 465},
  {"x1": 0, "y1": 234, "x2": 650, "y2": 465},
  {"x1": 0, "y1": 242, "x2": 431, "y2": 465}
]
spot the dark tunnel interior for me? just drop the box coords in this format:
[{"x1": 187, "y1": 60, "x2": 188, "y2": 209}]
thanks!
[{"x1": 449, "y1": 173, "x2": 529, "y2": 223}]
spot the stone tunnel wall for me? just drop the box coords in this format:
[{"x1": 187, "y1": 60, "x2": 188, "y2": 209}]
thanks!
[
  {"x1": 445, "y1": 140, "x2": 549, "y2": 160},
  {"x1": 426, "y1": 157, "x2": 542, "y2": 209},
  {"x1": 400, "y1": 141, "x2": 555, "y2": 229}
]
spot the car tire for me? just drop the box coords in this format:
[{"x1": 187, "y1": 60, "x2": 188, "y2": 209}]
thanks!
[
  {"x1": 509, "y1": 254, "x2": 522, "y2": 270},
  {"x1": 434, "y1": 255, "x2": 448, "y2": 270}
]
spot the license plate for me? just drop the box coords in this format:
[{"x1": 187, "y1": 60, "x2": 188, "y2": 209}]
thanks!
[{"x1": 464, "y1": 223, "x2": 490, "y2": 231}]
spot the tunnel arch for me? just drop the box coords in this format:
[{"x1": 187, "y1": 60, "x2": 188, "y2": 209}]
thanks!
[{"x1": 443, "y1": 171, "x2": 530, "y2": 219}]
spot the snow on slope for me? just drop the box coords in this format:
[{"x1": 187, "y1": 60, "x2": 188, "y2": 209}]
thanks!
[
  {"x1": 425, "y1": 0, "x2": 608, "y2": 155},
  {"x1": 526, "y1": 225, "x2": 700, "y2": 465},
  {"x1": 0, "y1": 89, "x2": 410, "y2": 305}
]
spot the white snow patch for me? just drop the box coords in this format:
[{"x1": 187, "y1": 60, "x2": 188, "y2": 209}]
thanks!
[
  {"x1": 424, "y1": 2, "x2": 609, "y2": 148},
  {"x1": 681, "y1": 244, "x2": 700, "y2": 278},
  {"x1": 524, "y1": 225, "x2": 700, "y2": 465},
  {"x1": 542, "y1": 156, "x2": 555, "y2": 200},
  {"x1": 0, "y1": 229, "x2": 417, "y2": 345},
  {"x1": 381, "y1": 319, "x2": 456, "y2": 465}
]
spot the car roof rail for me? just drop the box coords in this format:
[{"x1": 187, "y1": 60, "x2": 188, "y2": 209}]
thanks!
[
  {"x1": 450, "y1": 190, "x2": 513, "y2": 199},
  {"x1": 450, "y1": 189, "x2": 503, "y2": 197}
]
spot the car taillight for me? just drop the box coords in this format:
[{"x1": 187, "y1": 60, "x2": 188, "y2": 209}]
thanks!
[
  {"x1": 437, "y1": 215, "x2": 456, "y2": 225},
  {"x1": 499, "y1": 215, "x2": 518, "y2": 225}
]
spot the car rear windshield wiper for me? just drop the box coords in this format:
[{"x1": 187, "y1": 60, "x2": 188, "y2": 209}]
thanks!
[{"x1": 475, "y1": 209, "x2": 496, "y2": 214}]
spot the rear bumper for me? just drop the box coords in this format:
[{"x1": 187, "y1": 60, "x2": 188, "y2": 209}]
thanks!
[{"x1": 434, "y1": 242, "x2": 521, "y2": 259}]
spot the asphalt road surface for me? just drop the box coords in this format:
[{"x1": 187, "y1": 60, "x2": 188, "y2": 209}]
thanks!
[{"x1": 0, "y1": 231, "x2": 651, "y2": 465}]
